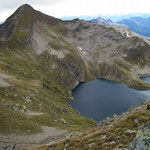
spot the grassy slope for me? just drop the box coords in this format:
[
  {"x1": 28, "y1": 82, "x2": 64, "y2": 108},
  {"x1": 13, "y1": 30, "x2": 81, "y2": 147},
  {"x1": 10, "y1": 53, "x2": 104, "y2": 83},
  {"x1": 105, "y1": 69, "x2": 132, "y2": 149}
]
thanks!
[
  {"x1": 49, "y1": 103, "x2": 150, "y2": 150},
  {"x1": 0, "y1": 43, "x2": 96, "y2": 135},
  {"x1": 0, "y1": 7, "x2": 96, "y2": 135},
  {"x1": 98, "y1": 61, "x2": 150, "y2": 90}
]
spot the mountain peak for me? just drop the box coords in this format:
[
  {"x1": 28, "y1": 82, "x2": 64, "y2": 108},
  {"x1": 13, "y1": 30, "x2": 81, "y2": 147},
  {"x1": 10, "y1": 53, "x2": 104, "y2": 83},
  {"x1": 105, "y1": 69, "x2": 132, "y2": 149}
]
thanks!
[
  {"x1": 0, "y1": 4, "x2": 34, "y2": 42},
  {"x1": 17, "y1": 4, "x2": 33, "y2": 11},
  {"x1": 14, "y1": 4, "x2": 34, "y2": 15}
]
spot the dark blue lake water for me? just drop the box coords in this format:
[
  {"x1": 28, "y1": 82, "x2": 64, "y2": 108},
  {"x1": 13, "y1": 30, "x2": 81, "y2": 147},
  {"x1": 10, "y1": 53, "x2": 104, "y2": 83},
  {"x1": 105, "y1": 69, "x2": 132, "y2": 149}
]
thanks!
[{"x1": 72, "y1": 78, "x2": 150, "y2": 122}]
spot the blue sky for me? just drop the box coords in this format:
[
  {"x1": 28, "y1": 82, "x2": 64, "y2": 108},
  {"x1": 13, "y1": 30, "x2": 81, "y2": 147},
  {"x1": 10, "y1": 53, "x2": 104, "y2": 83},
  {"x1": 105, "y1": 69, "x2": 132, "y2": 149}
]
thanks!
[{"x1": 0, "y1": 0, "x2": 150, "y2": 22}]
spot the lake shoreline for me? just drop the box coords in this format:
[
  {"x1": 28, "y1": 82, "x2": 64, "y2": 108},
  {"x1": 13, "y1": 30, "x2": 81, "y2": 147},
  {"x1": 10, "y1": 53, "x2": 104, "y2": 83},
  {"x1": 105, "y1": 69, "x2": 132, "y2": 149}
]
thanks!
[{"x1": 72, "y1": 78, "x2": 150, "y2": 122}]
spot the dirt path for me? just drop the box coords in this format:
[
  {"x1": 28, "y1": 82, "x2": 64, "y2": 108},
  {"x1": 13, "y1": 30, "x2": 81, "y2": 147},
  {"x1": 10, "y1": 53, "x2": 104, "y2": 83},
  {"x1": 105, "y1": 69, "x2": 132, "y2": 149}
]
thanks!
[
  {"x1": 25, "y1": 112, "x2": 44, "y2": 116},
  {"x1": 0, "y1": 126, "x2": 68, "y2": 149}
]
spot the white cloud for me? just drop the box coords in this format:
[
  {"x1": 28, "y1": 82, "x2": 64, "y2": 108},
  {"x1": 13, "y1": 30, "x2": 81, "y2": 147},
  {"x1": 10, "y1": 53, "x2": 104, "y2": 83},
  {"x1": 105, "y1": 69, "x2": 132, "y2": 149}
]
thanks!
[{"x1": 0, "y1": 0, "x2": 150, "y2": 22}]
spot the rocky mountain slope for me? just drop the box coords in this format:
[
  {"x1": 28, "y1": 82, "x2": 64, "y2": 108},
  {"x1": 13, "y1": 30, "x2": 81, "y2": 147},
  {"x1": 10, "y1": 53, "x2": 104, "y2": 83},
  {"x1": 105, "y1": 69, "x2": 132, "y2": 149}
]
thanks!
[
  {"x1": 64, "y1": 19, "x2": 150, "y2": 90},
  {"x1": 0, "y1": 4, "x2": 96, "y2": 138},
  {"x1": 1, "y1": 4, "x2": 150, "y2": 149}
]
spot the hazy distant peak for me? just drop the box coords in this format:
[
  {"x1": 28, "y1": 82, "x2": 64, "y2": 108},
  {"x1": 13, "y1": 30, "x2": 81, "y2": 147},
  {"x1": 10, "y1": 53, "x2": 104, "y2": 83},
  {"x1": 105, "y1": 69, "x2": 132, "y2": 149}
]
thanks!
[
  {"x1": 107, "y1": 19, "x2": 113, "y2": 23},
  {"x1": 117, "y1": 16, "x2": 150, "y2": 37},
  {"x1": 90, "y1": 17, "x2": 114, "y2": 26}
]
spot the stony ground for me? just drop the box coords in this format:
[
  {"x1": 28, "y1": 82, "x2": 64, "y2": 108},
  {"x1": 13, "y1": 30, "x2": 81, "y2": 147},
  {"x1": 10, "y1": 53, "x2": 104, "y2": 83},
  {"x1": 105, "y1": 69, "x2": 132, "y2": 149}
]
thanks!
[{"x1": 0, "y1": 126, "x2": 68, "y2": 149}]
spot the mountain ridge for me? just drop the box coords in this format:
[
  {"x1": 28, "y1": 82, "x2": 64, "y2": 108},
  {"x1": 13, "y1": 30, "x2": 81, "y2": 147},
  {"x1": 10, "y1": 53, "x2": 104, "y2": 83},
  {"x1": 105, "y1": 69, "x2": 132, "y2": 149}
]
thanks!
[{"x1": 90, "y1": 16, "x2": 150, "y2": 38}]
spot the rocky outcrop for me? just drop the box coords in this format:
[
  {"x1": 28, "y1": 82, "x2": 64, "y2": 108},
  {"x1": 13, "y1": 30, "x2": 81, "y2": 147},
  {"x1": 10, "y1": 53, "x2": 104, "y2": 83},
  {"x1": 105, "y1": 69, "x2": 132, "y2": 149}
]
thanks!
[
  {"x1": 129, "y1": 123, "x2": 150, "y2": 150},
  {"x1": 0, "y1": 9, "x2": 18, "y2": 41}
]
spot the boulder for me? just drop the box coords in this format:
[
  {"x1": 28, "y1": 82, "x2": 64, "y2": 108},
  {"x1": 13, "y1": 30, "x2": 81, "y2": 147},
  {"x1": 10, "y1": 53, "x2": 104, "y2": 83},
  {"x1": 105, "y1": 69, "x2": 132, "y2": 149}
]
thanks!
[
  {"x1": 88, "y1": 142, "x2": 95, "y2": 148},
  {"x1": 129, "y1": 123, "x2": 150, "y2": 150},
  {"x1": 125, "y1": 129, "x2": 137, "y2": 134},
  {"x1": 100, "y1": 134, "x2": 107, "y2": 139},
  {"x1": 60, "y1": 118, "x2": 67, "y2": 124}
]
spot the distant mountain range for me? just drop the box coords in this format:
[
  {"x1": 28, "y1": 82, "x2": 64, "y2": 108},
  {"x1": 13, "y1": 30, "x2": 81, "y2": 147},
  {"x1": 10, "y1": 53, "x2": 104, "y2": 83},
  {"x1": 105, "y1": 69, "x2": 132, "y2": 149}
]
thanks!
[
  {"x1": 90, "y1": 17, "x2": 113, "y2": 25},
  {"x1": 117, "y1": 17, "x2": 150, "y2": 37},
  {"x1": 91, "y1": 16, "x2": 150, "y2": 37},
  {"x1": 61, "y1": 13, "x2": 150, "y2": 22}
]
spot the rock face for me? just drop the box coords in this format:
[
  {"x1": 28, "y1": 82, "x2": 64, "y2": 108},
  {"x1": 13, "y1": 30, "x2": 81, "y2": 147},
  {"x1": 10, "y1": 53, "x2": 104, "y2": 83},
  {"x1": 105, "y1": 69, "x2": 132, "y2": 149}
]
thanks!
[
  {"x1": 129, "y1": 123, "x2": 150, "y2": 150},
  {"x1": 63, "y1": 18, "x2": 150, "y2": 89}
]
